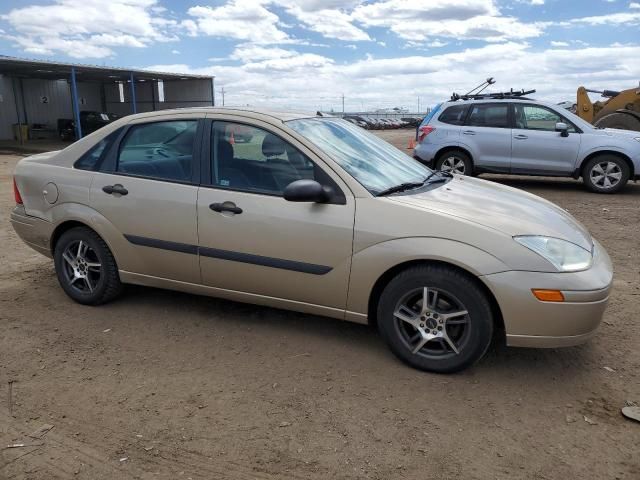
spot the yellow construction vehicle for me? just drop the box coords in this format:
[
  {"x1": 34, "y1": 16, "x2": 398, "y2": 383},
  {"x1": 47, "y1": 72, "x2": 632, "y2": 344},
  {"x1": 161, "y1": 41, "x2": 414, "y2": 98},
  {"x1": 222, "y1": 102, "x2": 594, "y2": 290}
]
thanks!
[{"x1": 577, "y1": 84, "x2": 640, "y2": 131}]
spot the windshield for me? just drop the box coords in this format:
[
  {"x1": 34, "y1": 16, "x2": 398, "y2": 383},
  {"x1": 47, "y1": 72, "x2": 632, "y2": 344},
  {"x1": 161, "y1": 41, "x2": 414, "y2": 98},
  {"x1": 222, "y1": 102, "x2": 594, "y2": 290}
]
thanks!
[{"x1": 287, "y1": 117, "x2": 432, "y2": 195}]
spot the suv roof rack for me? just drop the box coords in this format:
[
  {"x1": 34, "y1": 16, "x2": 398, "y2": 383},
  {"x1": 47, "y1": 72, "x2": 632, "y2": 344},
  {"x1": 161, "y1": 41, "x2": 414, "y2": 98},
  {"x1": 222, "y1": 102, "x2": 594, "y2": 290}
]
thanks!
[{"x1": 451, "y1": 89, "x2": 536, "y2": 101}]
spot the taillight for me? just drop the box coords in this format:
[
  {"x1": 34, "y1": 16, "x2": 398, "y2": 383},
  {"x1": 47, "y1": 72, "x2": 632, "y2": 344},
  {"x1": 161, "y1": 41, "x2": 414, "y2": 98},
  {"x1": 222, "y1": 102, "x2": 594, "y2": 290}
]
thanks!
[
  {"x1": 418, "y1": 125, "x2": 435, "y2": 142},
  {"x1": 13, "y1": 178, "x2": 23, "y2": 204}
]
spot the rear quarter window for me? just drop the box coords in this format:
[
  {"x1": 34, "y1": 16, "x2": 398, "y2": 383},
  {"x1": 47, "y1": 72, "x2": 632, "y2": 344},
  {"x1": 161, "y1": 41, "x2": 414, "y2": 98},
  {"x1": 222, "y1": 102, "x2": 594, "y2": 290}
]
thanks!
[
  {"x1": 438, "y1": 105, "x2": 468, "y2": 125},
  {"x1": 74, "y1": 129, "x2": 121, "y2": 171}
]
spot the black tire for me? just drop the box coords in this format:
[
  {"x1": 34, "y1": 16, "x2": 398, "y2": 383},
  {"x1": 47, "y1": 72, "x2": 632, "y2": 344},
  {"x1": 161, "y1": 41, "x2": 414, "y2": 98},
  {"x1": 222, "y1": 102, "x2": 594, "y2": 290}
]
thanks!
[
  {"x1": 582, "y1": 154, "x2": 630, "y2": 194},
  {"x1": 377, "y1": 265, "x2": 493, "y2": 373},
  {"x1": 593, "y1": 112, "x2": 640, "y2": 132},
  {"x1": 435, "y1": 150, "x2": 473, "y2": 176},
  {"x1": 54, "y1": 227, "x2": 122, "y2": 305}
]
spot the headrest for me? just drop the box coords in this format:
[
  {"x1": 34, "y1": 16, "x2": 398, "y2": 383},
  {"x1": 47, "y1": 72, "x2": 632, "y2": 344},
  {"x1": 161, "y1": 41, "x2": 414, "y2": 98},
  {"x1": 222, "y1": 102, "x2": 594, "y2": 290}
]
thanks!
[
  {"x1": 217, "y1": 139, "x2": 233, "y2": 161},
  {"x1": 262, "y1": 133, "x2": 286, "y2": 157}
]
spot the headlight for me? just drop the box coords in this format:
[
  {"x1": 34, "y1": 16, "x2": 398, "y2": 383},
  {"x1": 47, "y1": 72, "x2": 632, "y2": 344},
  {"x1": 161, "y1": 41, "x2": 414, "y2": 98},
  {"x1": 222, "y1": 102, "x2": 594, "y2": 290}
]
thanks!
[
  {"x1": 634, "y1": 137, "x2": 640, "y2": 142},
  {"x1": 514, "y1": 236, "x2": 592, "y2": 272}
]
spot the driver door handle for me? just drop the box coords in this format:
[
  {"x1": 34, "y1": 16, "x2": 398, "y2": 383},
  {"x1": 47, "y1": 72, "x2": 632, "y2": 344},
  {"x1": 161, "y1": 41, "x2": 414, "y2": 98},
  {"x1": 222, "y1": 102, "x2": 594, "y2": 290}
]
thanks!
[
  {"x1": 514, "y1": 134, "x2": 528, "y2": 140},
  {"x1": 462, "y1": 130, "x2": 476, "y2": 135},
  {"x1": 102, "y1": 184, "x2": 128, "y2": 195},
  {"x1": 210, "y1": 202, "x2": 243, "y2": 214}
]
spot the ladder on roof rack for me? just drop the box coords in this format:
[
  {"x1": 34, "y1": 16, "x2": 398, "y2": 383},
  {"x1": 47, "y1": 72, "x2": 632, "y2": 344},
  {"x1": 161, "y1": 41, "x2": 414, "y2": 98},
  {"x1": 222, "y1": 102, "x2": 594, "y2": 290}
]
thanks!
[{"x1": 451, "y1": 89, "x2": 536, "y2": 101}]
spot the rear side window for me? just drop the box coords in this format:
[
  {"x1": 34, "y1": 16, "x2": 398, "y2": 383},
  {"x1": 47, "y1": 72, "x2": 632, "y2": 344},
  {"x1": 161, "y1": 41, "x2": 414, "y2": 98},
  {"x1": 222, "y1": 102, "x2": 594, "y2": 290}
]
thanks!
[
  {"x1": 438, "y1": 105, "x2": 468, "y2": 125},
  {"x1": 466, "y1": 104, "x2": 509, "y2": 128},
  {"x1": 74, "y1": 129, "x2": 121, "y2": 171},
  {"x1": 116, "y1": 120, "x2": 197, "y2": 182}
]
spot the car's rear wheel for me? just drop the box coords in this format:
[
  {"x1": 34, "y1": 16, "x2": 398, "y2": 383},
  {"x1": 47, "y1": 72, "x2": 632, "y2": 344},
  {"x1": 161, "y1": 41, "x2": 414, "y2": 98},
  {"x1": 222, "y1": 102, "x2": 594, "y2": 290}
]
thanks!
[
  {"x1": 582, "y1": 155, "x2": 630, "y2": 194},
  {"x1": 435, "y1": 151, "x2": 472, "y2": 176},
  {"x1": 54, "y1": 227, "x2": 122, "y2": 305},
  {"x1": 377, "y1": 265, "x2": 493, "y2": 373}
]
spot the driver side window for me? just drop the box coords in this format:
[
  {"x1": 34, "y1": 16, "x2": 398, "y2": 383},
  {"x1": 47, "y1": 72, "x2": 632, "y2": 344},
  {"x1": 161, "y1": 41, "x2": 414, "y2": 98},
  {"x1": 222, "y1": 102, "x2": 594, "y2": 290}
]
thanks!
[{"x1": 211, "y1": 121, "x2": 317, "y2": 195}]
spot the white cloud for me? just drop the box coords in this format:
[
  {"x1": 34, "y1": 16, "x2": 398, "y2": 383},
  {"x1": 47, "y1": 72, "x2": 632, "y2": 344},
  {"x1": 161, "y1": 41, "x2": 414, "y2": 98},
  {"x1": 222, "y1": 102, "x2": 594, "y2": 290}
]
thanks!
[
  {"x1": 530, "y1": 0, "x2": 545, "y2": 5},
  {"x1": 1, "y1": 0, "x2": 177, "y2": 58},
  {"x1": 271, "y1": 0, "x2": 370, "y2": 41},
  {"x1": 230, "y1": 45, "x2": 298, "y2": 62},
  {"x1": 352, "y1": 0, "x2": 544, "y2": 42},
  {"x1": 184, "y1": 1, "x2": 289, "y2": 44},
  {"x1": 144, "y1": 43, "x2": 640, "y2": 111},
  {"x1": 568, "y1": 11, "x2": 640, "y2": 25},
  {"x1": 550, "y1": 40, "x2": 570, "y2": 47},
  {"x1": 631, "y1": 2, "x2": 640, "y2": 8}
]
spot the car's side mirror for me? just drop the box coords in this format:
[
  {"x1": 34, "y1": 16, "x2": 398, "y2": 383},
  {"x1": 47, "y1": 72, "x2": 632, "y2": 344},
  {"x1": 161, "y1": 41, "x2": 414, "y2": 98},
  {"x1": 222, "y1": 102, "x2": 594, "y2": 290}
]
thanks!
[
  {"x1": 555, "y1": 122, "x2": 569, "y2": 137},
  {"x1": 283, "y1": 179, "x2": 329, "y2": 203}
]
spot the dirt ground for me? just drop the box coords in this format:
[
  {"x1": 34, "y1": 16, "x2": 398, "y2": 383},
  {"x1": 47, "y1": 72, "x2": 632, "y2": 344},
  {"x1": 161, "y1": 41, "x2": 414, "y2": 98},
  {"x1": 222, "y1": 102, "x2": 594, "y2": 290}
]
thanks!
[{"x1": 1, "y1": 131, "x2": 639, "y2": 479}]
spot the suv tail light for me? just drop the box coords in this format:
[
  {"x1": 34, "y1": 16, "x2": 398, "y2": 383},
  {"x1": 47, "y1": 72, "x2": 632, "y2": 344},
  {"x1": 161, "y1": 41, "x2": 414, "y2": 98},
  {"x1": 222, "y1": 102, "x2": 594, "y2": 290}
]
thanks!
[
  {"x1": 417, "y1": 125, "x2": 435, "y2": 143},
  {"x1": 13, "y1": 178, "x2": 23, "y2": 204}
]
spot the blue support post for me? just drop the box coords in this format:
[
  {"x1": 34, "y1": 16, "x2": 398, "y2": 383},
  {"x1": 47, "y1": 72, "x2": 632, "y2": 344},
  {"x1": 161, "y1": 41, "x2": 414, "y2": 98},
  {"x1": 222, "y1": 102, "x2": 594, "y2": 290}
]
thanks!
[
  {"x1": 130, "y1": 72, "x2": 137, "y2": 114},
  {"x1": 70, "y1": 67, "x2": 82, "y2": 140}
]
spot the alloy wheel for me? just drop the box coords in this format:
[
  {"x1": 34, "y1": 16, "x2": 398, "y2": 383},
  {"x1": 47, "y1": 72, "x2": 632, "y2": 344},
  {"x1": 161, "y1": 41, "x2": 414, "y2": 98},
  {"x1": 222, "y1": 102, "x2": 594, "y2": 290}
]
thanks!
[
  {"x1": 440, "y1": 156, "x2": 466, "y2": 175},
  {"x1": 393, "y1": 287, "x2": 470, "y2": 359},
  {"x1": 590, "y1": 161, "x2": 622, "y2": 190},
  {"x1": 60, "y1": 240, "x2": 102, "y2": 294}
]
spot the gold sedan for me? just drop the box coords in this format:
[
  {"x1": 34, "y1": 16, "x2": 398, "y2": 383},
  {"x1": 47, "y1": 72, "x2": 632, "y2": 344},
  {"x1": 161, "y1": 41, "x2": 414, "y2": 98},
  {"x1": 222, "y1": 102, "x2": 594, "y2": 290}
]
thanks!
[{"x1": 11, "y1": 108, "x2": 613, "y2": 372}]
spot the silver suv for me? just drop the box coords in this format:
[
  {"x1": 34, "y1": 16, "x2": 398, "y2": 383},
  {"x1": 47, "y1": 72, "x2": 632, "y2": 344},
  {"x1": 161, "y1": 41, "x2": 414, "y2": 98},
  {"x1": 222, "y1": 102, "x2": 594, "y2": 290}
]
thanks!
[{"x1": 414, "y1": 97, "x2": 640, "y2": 193}]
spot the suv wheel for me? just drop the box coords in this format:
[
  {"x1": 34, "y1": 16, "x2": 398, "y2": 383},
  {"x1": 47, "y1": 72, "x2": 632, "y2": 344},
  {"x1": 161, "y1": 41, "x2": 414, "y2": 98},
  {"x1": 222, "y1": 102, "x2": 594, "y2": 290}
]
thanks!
[
  {"x1": 435, "y1": 151, "x2": 472, "y2": 176},
  {"x1": 377, "y1": 265, "x2": 493, "y2": 373},
  {"x1": 54, "y1": 227, "x2": 122, "y2": 305},
  {"x1": 582, "y1": 155, "x2": 630, "y2": 194}
]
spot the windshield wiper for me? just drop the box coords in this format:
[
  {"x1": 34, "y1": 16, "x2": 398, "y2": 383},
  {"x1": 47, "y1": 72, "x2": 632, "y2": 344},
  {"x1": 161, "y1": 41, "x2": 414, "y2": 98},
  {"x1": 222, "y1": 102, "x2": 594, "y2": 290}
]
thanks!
[
  {"x1": 376, "y1": 170, "x2": 454, "y2": 197},
  {"x1": 376, "y1": 181, "x2": 424, "y2": 197}
]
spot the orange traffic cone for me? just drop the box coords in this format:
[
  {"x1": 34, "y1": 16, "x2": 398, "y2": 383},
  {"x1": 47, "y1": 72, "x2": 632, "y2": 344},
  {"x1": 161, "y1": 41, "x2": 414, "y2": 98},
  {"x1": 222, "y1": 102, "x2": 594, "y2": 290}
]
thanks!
[
  {"x1": 229, "y1": 131, "x2": 235, "y2": 145},
  {"x1": 407, "y1": 137, "x2": 416, "y2": 149}
]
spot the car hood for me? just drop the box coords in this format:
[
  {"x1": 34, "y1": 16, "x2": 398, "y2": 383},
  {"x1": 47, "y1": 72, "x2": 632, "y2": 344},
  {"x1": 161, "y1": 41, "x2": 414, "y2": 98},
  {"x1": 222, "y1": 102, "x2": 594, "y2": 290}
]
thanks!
[
  {"x1": 602, "y1": 127, "x2": 640, "y2": 139},
  {"x1": 390, "y1": 176, "x2": 593, "y2": 251}
]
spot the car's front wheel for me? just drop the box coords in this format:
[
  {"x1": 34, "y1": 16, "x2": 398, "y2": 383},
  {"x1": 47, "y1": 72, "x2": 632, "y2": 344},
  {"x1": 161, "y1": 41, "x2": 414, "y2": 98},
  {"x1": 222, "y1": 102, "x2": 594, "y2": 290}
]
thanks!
[
  {"x1": 377, "y1": 265, "x2": 493, "y2": 373},
  {"x1": 435, "y1": 151, "x2": 472, "y2": 176},
  {"x1": 582, "y1": 155, "x2": 630, "y2": 194},
  {"x1": 54, "y1": 226, "x2": 122, "y2": 305}
]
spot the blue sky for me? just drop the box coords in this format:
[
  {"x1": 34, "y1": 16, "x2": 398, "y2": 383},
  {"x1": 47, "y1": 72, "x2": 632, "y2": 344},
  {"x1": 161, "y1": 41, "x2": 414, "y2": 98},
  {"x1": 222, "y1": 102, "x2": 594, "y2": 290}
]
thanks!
[{"x1": 1, "y1": 0, "x2": 639, "y2": 111}]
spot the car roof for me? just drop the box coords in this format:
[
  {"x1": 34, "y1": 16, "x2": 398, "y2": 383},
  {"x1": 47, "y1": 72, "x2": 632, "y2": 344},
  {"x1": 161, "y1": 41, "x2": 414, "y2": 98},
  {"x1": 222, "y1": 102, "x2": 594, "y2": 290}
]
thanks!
[
  {"x1": 440, "y1": 97, "x2": 552, "y2": 107},
  {"x1": 123, "y1": 106, "x2": 320, "y2": 123}
]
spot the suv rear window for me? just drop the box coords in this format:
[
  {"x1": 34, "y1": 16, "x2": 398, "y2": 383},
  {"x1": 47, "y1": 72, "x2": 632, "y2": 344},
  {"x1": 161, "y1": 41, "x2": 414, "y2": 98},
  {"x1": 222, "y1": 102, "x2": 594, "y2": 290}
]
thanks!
[
  {"x1": 438, "y1": 105, "x2": 468, "y2": 125},
  {"x1": 466, "y1": 104, "x2": 509, "y2": 128}
]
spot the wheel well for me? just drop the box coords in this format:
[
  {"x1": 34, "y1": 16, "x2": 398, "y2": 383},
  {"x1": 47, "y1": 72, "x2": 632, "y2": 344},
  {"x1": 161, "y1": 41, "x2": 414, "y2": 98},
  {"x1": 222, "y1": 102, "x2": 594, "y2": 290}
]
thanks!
[
  {"x1": 434, "y1": 146, "x2": 473, "y2": 165},
  {"x1": 367, "y1": 259, "x2": 505, "y2": 335},
  {"x1": 579, "y1": 150, "x2": 635, "y2": 178},
  {"x1": 50, "y1": 220, "x2": 93, "y2": 254}
]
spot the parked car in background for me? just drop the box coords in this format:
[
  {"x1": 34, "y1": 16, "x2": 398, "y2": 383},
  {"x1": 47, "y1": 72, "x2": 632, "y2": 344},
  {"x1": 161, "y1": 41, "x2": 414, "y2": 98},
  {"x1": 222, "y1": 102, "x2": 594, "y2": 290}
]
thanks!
[
  {"x1": 58, "y1": 111, "x2": 119, "y2": 141},
  {"x1": 12, "y1": 108, "x2": 612, "y2": 373},
  {"x1": 414, "y1": 97, "x2": 640, "y2": 193}
]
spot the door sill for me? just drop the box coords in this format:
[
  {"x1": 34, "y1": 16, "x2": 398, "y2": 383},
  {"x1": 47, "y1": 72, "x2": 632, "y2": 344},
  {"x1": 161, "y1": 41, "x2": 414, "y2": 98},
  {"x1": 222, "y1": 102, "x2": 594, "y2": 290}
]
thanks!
[{"x1": 119, "y1": 270, "x2": 360, "y2": 322}]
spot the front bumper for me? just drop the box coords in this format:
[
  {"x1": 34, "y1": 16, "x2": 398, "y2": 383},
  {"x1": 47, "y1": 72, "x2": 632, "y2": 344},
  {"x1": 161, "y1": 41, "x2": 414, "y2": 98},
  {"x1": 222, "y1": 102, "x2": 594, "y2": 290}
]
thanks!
[
  {"x1": 10, "y1": 205, "x2": 54, "y2": 258},
  {"x1": 481, "y1": 240, "x2": 613, "y2": 348}
]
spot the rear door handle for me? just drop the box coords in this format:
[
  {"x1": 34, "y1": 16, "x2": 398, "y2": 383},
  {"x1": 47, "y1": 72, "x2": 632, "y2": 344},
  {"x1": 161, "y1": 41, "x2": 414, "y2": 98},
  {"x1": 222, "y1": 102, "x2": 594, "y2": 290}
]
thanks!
[
  {"x1": 514, "y1": 134, "x2": 528, "y2": 140},
  {"x1": 462, "y1": 130, "x2": 476, "y2": 135},
  {"x1": 210, "y1": 202, "x2": 243, "y2": 214},
  {"x1": 102, "y1": 184, "x2": 128, "y2": 195}
]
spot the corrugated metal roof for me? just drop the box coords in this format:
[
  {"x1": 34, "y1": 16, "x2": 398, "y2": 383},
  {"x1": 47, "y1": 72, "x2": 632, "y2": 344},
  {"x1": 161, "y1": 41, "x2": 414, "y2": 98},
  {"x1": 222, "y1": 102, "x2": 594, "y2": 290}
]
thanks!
[{"x1": 0, "y1": 55, "x2": 212, "y2": 81}]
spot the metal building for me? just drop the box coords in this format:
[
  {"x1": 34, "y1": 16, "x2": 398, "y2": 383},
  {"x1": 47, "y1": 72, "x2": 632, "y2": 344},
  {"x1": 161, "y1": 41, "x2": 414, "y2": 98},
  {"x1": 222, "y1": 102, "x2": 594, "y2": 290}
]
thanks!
[{"x1": 0, "y1": 56, "x2": 214, "y2": 142}]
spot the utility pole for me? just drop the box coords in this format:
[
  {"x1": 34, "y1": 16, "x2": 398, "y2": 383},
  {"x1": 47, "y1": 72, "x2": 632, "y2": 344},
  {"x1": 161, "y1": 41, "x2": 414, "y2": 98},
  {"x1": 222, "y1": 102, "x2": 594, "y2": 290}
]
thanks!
[
  {"x1": 341, "y1": 94, "x2": 345, "y2": 117},
  {"x1": 221, "y1": 87, "x2": 225, "y2": 106}
]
